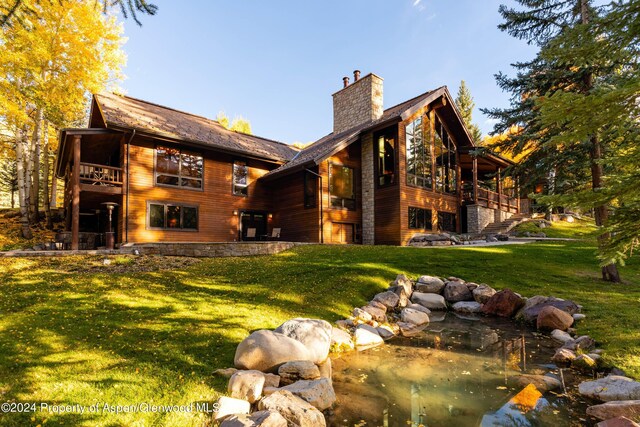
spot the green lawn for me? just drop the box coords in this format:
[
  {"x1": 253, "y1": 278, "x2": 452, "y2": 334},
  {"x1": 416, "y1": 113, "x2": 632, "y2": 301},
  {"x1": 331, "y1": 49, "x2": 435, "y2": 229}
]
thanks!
[{"x1": 0, "y1": 234, "x2": 639, "y2": 426}]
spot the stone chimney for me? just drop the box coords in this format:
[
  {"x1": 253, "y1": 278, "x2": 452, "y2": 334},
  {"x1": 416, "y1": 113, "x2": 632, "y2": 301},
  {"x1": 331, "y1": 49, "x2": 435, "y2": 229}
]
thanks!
[{"x1": 332, "y1": 72, "x2": 383, "y2": 134}]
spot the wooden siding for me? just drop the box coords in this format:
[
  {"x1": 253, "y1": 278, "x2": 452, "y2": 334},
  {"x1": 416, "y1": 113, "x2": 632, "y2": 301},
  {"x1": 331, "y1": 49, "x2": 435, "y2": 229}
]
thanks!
[
  {"x1": 124, "y1": 136, "x2": 276, "y2": 243},
  {"x1": 271, "y1": 170, "x2": 321, "y2": 243}
]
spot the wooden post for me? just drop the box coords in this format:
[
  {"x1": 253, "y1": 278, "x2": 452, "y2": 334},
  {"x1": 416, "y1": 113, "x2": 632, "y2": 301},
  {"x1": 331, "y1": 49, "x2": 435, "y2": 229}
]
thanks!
[
  {"x1": 71, "y1": 135, "x2": 81, "y2": 250},
  {"x1": 472, "y1": 156, "x2": 478, "y2": 203},
  {"x1": 516, "y1": 175, "x2": 521, "y2": 213},
  {"x1": 497, "y1": 168, "x2": 502, "y2": 211}
]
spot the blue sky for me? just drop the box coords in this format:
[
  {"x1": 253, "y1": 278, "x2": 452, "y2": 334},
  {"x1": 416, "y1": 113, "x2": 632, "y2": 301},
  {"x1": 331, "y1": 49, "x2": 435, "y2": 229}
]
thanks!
[{"x1": 121, "y1": 0, "x2": 537, "y2": 145}]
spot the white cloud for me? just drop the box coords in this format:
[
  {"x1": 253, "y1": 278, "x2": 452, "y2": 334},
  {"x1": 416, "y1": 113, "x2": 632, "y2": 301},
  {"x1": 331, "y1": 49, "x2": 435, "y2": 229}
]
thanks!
[{"x1": 413, "y1": 0, "x2": 422, "y2": 6}]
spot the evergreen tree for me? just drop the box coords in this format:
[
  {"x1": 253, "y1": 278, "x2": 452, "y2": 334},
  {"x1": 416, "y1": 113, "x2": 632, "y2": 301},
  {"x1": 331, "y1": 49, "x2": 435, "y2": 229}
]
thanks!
[
  {"x1": 454, "y1": 80, "x2": 483, "y2": 143},
  {"x1": 483, "y1": 0, "x2": 633, "y2": 282}
]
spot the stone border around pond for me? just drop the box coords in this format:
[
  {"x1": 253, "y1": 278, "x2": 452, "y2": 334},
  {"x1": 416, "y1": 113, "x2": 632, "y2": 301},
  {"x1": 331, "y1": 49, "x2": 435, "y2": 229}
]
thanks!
[{"x1": 212, "y1": 273, "x2": 640, "y2": 426}]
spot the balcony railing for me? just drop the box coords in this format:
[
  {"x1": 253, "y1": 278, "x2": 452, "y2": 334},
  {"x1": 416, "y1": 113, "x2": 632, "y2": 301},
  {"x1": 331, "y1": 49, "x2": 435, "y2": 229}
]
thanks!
[
  {"x1": 464, "y1": 187, "x2": 519, "y2": 213},
  {"x1": 79, "y1": 162, "x2": 123, "y2": 187}
]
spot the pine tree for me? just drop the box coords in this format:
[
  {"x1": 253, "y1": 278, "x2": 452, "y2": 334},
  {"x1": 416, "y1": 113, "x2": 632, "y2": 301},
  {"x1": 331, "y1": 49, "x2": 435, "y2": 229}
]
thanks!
[
  {"x1": 454, "y1": 80, "x2": 483, "y2": 143},
  {"x1": 483, "y1": 0, "x2": 632, "y2": 282}
]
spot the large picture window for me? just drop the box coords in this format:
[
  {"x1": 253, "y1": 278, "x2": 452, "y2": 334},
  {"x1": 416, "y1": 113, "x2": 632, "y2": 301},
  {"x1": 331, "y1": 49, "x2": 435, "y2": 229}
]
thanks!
[
  {"x1": 438, "y1": 211, "x2": 457, "y2": 232},
  {"x1": 405, "y1": 116, "x2": 432, "y2": 189},
  {"x1": 329, "y1": 163, "x2": 356, "y2": 210},
  {"x1": 408, "y1": 207, "x2": 433, "y2": 230},
  {"x1": 434, "y1": 118, "x2": 457, "y2": 194},
  {"x1": 304, "y1": 170, "x2": 317, "y2": 208},
  {"x1": 147, "y1": 202, "x2": 198, "y2": 231},
  {"x1": 233, "y1": 161, "x2": 249, "y2": 196},
  {"x1": 155, "y1": 146, "x2": 203, "y2": 189},
  {"x1": 376, "y1": 130, "x2": 396, "y2": 186}
]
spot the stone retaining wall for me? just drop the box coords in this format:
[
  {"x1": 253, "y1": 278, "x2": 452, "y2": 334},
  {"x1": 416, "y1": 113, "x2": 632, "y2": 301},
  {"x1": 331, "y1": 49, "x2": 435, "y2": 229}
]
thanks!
[{"x1": 131, "y1": 242, "x2": 297, "y2": 257}]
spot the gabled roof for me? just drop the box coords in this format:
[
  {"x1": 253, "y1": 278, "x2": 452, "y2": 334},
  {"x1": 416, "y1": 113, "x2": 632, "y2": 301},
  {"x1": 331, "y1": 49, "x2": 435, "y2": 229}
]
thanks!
[
  {"x1": 93, "y1": 93, "x2": 298, "y2": 163},
  {"x1": 263, "y1": 86, "x2": 454, "y2": 180}
]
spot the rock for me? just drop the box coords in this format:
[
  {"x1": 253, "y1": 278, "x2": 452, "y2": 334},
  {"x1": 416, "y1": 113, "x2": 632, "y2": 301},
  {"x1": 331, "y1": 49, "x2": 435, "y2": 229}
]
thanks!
[
  {"x1": 443, "y1": 281, "x2": 474, "y2": 303},
  {"x1": 373, "y1": 291, "x2": 400, "y2": 310},
  {"x1": 318, "y1": 358, "x2": 332, "y2": 382},
  {"x1": 220, "y1": 410, "x2": 288, "y2": 427},
  {"x1": 262, "y1": 386, "x2": 278, "y2": 396},
  {"x1": 234, "y1": 330, "x2": 311, "y2": 372},
  {"x1": 406, "y1": 303, "x2": 431, "y2": 315},
  {"x1": 473, "y1": 285, "x2": 496, "y2": 304},
  {"x1": 335, "y1": 319, "x2": 352, "y2": 329},
  {"x1": 496, "y1": 234, "x2": 509, "y2": 241},
  {"x1": 415, "y1": 276, "x2": 445, "y2": 294},
  {"x1": 573, "y1": 354, "x2": 598, "y2": 372},
  {"x1": 400, "y1": 307, "x2": 430, "y2": 325},
  {"x1": 391, "y1": 274, "x2": 413, "y2": 298},
  {"x1": 573, "y1": 313, "x2": 587, "y2": 321},
  {"x1": 361, "y1": 304, "x2": 387, "y2": 323},
  {"x1": 274, "y1": 318, "x2": 332, "y2": 364},
  {"x1": 388, "y1": 286, "x2": 410, "y2": 308},
  {"x1": 214, "y1": 396, "x2": 251, "y2": 421},
  {"x1": 486, "y1": 235, "x2": 498, "y2": 242},
  {"x1": 258, "y1": 390, "x2": 326, "y2": 427},
  {"x1": 352, "y1": 307, "x2": 373, "y2": 323},
  {"x1": 587, "y1": 401, "x2": 640, "y2": 421},
  {"x1": 579, "y1": 376, "x2": 640, "y2": 402},
  {"x1": 537, "y1": 306, "x2": 574, "y2": 331},
  {"x1": 278, "y1": 360, "x2": 320, "y2": 386},
  {"x1": 552, "y1": 348, "x2": 577, "y2": 364},
  {"x1": 519, "y1": 296, "x2": 580, "y2": 324},
  {"x1": 330, "y1": 327, "x2": 354, "y2": 352},
  {"x1": 367, "y1": 300, "x2": 387, "y2": 312},
  {"x1": 465, "y1": 282, "x2": 479, "y2": 291},
  {"x1": 279, "y1": 378, "x2": 336, "y2": 411},
  {"x1": 428, "y1": 311, "x2": 446, "y2": 322},
  {"x1": 397, "y1": 321, "x2": 426, "y2": 337},
  {"x1": 263, "y1": 373, "x2": 280, "y2": 388},
  {"x1": 597, "y1": 417, "x2": 640, "y2": 427},
  {"x1": 214, "y1": 367, "x2": 238, "y2": 378},
  {"x1": 228, "y1": 370, "x2": 266, "y2": 403},
  {"x1": 481, "y1": 289, "x2": 525, "y2": 317},
  {"x1": 551, "y1": 329, "x2": 575, "y2": 344},
  {"x1": 376, "y1": 325, "x2": 396, "y2": 339},
  {"x1": 508, "y1": 374, "x2": 562, "y2": 393},
  {"x1": 563, "y1": 335, "x2": 596, "y2": 352},
  {"x1": 410, "y1": 292, "x2": 447, "y2": 310},
  {"x1": 354, "y1": 324, "x2": 384, "y2": 349},
  {"x1": 452, "y1": 301, "x2": 483, "y2": 314}
]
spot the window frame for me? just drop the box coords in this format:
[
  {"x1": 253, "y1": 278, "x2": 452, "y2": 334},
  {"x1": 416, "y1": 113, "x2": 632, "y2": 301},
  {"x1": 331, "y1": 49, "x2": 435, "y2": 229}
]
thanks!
[
  {"x1": 232, "y1": 160, "x2": 249, "y2": 197},
  {"x1": 328, "y1": 162, "x2": 357, "y2": 211},
  {"x1": 408, "y1": 206, "x2": 433, "y2": 230},
  {"x1": 405, "y1": 114, "x2": 433, "y2": 190},
  {"x1": 374, "y1": 128, "x2": 397, "y2": 188},
  {"x1": 437, "y1": 211, "x2": 457, "y2": 232},
  {"x1": 154, "y1": 145, "x2": 204, "y2": 191},
  {"x1": 146, "y1": 201, "x2": 199, "y2": 232},
  {"x1": 433, "y1": 114, "x2": 458, "y2": 195}
]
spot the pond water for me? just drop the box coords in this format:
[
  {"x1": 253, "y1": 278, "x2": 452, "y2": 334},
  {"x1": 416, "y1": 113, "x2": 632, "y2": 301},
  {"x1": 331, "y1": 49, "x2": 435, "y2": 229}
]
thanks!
[{"x1": 330, "y1": 313, "x2": 594, "y2": 427}]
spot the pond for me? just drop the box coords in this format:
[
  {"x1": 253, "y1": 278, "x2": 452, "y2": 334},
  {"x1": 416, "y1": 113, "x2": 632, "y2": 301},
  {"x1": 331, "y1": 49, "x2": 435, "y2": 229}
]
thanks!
[{"x1": 329, "y1": 312, "x2": 593, "y2": 427}]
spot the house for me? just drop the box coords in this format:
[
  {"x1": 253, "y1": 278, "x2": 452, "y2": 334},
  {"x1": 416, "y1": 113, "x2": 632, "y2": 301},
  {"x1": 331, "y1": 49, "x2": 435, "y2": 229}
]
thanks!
[{"x1": 54, "y1": 71, "x2": 520, "y2": 249}]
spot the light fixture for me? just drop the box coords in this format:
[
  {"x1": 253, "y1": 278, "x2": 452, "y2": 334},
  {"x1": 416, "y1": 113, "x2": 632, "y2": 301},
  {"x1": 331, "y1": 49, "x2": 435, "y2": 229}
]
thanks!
[
  {"x1": 233, "y1": 210, "x2": 238, "y2": 215},
  {"x1": 268, "y1": 213, "x2": 273, "y2": 219}
]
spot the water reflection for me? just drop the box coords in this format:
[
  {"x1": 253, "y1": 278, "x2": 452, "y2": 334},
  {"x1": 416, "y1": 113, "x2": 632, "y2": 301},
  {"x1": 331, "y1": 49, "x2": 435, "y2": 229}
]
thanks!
[{"x1": 330, "y1": 313, "x2": 589, "y2": 427}]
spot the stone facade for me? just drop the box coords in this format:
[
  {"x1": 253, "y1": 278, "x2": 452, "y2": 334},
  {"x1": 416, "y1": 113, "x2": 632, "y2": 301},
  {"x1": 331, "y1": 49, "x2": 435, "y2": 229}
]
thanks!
[
  {"x1": 466, "y1": 205, "x2": 513, "y2": 234},
  {"x1": 332, "y1": 74, "x2": 383, "y2": 134},
  {"x1": 360, "y1": 132, "x2": 375, "y2": 245},
  {"x1": 132, "y1": 242, "x2": 296, "y2": 257}
]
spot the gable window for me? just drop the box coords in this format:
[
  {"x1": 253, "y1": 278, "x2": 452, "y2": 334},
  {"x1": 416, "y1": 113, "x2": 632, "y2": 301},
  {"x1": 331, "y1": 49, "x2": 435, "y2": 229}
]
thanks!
[
  {"x1": 375, "y1": 130, "x2": 396, "y2": 186},
  {"x1": 155, "y1": 146, "x2": 203, "y2": 190},
  {"x1": 408, "y1": 207, "x2": 432, "y2": 230},
  {"x1": 304, "y1": 170, "x2": 317, "y2": 208},
  {"x1": 233, "y1": 161, "x2": 249, "y2": 196},
  {"x1": 434, "y1": 117, "x2": 457, "y2": 194},
  {"x1": 147, "y1": 202, "x2": 198, "y2": 230},
  {"x1": 329, "y1": 163, "x2": 356, "y2": 210},
  {"x1": 437, "y1": 211, "x2": 457, "y2": 232},
  {"x1": 405, "y1": 115, "x2": 432, "y2": 189}
]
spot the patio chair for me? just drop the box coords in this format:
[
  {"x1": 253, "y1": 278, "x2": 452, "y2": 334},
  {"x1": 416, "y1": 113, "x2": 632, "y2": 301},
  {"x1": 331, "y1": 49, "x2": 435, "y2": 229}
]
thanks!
[
  {"x1": 262, "y1": 228, "x2": 281, "y2": 241},
  {"x1": 245, "y1": 228, "x2": 257, "y2": 241}
]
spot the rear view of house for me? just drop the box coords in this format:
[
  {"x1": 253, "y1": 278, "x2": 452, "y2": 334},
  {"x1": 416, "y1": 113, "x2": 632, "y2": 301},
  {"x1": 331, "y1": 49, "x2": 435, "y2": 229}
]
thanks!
[{"x1": 55, "y1": 71, "x2": 520, "y2": 249}]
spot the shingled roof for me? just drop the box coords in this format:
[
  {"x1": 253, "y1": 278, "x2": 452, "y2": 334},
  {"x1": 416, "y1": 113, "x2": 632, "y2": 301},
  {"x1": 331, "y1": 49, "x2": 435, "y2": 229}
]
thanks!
[
  {"x1": 94, "y1": 93, "x2": 298, "y2": 163},
  {"x1": 262, "y1": 87, "x2": 445, "y2": 180}
]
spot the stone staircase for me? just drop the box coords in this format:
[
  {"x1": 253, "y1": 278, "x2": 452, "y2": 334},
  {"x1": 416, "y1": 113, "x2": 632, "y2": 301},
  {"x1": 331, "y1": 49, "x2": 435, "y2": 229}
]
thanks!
[{"x1": 482, "y1": 213, "x2": 531, "y2": 236}]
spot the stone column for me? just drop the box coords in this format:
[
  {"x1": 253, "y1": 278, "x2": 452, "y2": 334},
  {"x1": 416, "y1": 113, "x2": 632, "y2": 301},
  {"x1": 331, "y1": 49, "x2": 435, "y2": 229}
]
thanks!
[{"x1": 361, "y1": 132, "x2": 375, "y2": 245}]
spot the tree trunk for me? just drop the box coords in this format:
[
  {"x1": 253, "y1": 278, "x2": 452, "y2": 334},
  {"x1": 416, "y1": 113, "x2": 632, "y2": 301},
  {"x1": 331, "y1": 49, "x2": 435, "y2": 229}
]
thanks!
[
  {"x1": 43, "y1": 121, "x2": 53, "y2": 229},
  {"x1": 29, "y1": 109, "x2": 42, "y2": 223},
  {"x1": 15, "y1": 128, "x2": 32, "y2": 239},
  {"x1": 581, "y1": 0, "x2": 621, "y2": 282},
  {"x1": 11, "y1": 188, "x2": 15, "y2": 208},
  {"x1": 50, "y1": 175, "x2": 57, "y2": 209}
]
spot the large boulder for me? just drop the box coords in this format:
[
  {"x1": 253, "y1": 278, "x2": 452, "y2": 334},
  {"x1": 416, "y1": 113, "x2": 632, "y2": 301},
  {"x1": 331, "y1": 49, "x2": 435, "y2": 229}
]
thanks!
[
  {"x1": 519, "y1": 296, "x2": 580, "y2": 324},
  {"x1": 330, "y1": 327, "x2": 354, "y2": 352},
  {"x1": 387, "y1": 285, "x2": 410, "y2": 308},
  {"x1": 214, "y1": 396, "x2": 251, "y2": 421},
  {"x1": 587, "y1": 401, "x2": 640, "y2": 421},
  {"x1": 537, "y1": 306, "x2": 574, "y2": 331},
  {"x1": 274, "y1": 318, "x2": 332, "y2": 364},
  {"x1": 481, "y1": 289, "x2": 525, "y2": 317},
  {"x1": 508, "y1": 374, "x2": 562, "y2": 393},
  {"x1": 228, "y1": 370, "x2": 266, "y2": 403},
  {"x1": 473, "y1": 285, "x2": 497, "y2": 304},
  {"x1": 391, "y1": 274, "x2": 413, "y2": 298},
  {"x1": 279, "y1": 378, "x2": 336, "y2": 411},
  {"x1": 352, "y1": 307, "x2": 373, "y2": 323},
  {"x1": 579, "y1": 376, "x2": 640, "y2": 402},
  {"x1": 361, "y1": 304, "x2": 387, "y2": 323},
  {"x1": 415, "y1": 275, "x2": 445, "y2": 294},
  {"x1": 400, "y1": 307, "x2": 430, "y2": 325},
  {"x1": 406, "y1": 303, "x2": 431, "y2": 315},
  {"x1": 373, "y1": 291, "x2": 400, "y2": 309},
  {"x1": 443, "y1": 281, "x2": 473, "y2": 303},
  {"x1": 597, "y1": 417, "x2": 640, "y2": 427},
  {"x1": 354, "y1": 324, "x2": 384, "y2": 349},
  {"x1": 410, "y1": 292, "x2": 447, "y2": 310},
  {"x1": 452, "y1": 301, "x2": 483, "y2": 314},
  {"x1": 234, "y1": 330, "x2": 311, "y2": 372},
  {"x1": 278, "y1": 360, "x2": 320, "y2": 386},
  {"x1": 258, "y1": 390, "x2": 326, "y2": 427},
  {"x1": 220, "y1": 410, "x2": 288, "y2": 427}
]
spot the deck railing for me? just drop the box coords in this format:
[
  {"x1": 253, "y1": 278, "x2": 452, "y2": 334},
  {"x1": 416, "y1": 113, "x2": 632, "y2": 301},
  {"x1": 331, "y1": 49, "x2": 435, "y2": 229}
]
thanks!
[
  {"x1": 465, "y1": 187, "x2": 519, "y2": 213},
  {"x1": 78, "y1": 162, "x2": 123, "y2": 187}
]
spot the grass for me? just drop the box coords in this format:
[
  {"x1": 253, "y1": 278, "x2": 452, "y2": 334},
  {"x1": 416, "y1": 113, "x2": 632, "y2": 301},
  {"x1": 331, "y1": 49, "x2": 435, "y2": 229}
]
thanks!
[
  {"x1": 0, "y1": 222, "x2": 639, "y2": 426},
  {"x1": 513, "y1": 217, "x2": 598, "y2": 239}
]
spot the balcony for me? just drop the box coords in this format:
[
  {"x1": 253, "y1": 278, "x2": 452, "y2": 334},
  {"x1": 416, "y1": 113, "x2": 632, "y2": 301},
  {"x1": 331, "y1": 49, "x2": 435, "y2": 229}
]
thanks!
[
  {"x1": 464, "y1": 187, "x2": 519, "y2": 214},
  {"x1": 78, "y1": 162, "x2": 123, "y2": 194}
]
